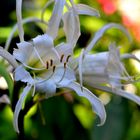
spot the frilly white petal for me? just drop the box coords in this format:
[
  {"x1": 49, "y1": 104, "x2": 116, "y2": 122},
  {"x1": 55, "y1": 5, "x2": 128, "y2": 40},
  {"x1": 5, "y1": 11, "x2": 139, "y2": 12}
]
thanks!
[
  {"x1": 14, "y1": 66, "x2": 34, "y2": 84},
  {"x1": 92, "y1": 85, "x2": 140, "y2": 106},
  {"x1": 61, "y1": 82, "x2": 106, "y2": 126},
  {"x1": 13, "y1": 85, "x2": 32, "y2": 133},
  {"x1": 33, "y1": 34, "x2": 54, "y2": 50},
  {"x1": 85, "y1": 23, "x2": 132, "y2": 54},
  {"x1": 75, "y1": 4, "x2": 100, "y2": 17},
  {"x1": 62, "y1": 9, "x2": 80, "y2": 47},
  {"x1": 36, "y1": 79, "x2": 56, "y2": 98},
  {"x1": 47, "y1": 0, "x2": 66, "y2": 39},
  {"x1": 13, "y1": 41, "x2": 33, "y2": 64}
]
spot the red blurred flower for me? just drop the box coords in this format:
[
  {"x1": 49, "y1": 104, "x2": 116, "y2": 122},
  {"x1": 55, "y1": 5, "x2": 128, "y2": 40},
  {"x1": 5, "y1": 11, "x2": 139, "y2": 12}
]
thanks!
[
  {"x1": 97, "y1": 0, "x2": 117, "y2": 15},
  {"x1": 122, "y1": 15, "x2": 140, "y2": 42}
]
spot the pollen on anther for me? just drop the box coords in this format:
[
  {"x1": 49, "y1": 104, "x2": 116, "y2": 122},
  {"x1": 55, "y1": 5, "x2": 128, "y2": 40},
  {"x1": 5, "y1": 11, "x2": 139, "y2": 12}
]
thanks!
[
  {"x1": 53, "y1": 66, "x2": 56, "y2": 72},
  {"x1": 60, "y1": 54, "x2": 64, "y2": 62},
  {"x1": 66, "y1": 55, "x2": 71, "y2": 62},
  {"x1": 46, "y1": 61, "x2": 49, "y2": 69},
  {"x1": 50, "y1": 59, "x2": 53, "y2": 66}
]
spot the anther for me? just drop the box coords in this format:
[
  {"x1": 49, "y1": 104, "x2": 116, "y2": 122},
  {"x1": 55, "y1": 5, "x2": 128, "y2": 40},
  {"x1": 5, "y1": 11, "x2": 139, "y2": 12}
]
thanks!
[
  {"x1": 46, "y1": 61, "x2": 49, "y2": 69},
  {"x1": 50, "y1": 59, "x2": 53, "y2": 67},
  {"x1": 53, "y1": 66, "x2": 56, "y2": 72},
  {"x1": 60, "y1": 54, "x2": 64, "y2": 62},
  {"x1": 66, "y1": 55, "x2": 71, "y2": 62}
]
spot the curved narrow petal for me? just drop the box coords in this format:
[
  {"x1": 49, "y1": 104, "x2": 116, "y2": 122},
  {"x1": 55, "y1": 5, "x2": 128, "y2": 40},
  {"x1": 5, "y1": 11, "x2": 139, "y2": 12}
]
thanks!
[
  {"x1": 13, "y1": 85, "x2": 32, "y2": 133},
  {"x1": 14, "y1": 66, "x2": 34, "y2": 84},
  {"x1": 92, "y1": 85, "x2": 140, "y2": 105},
  {"x1": 47, "y1": 0, "x2": 66, "y2": 39},
  {"x1": 75, "y1": 4, "x2": 100, "y2": 17},
  {"x1": 85, "y1": 23, "x2": 132, "y2": 54},
  {"x1": 61, "y1": 82, "x2": 106, "y2": 126},
  {"x1": 16, "y1": 0, "x2": 24, "y2": 41},
  {"x1": 41, "y1": 0, "x2": 54, "y2": 21},
  {"x1": 121, "y1": 53, "x2": 140, "y2": 63},
  {"x1": 62, "y1": 9, "x2": 80, "y2": 47},
  {"x1": 0, "y1": 47, "x2": 19, "y2": 69},
  {"x1": 5, "y1": 17, "x2": 48, "y2": 50}
]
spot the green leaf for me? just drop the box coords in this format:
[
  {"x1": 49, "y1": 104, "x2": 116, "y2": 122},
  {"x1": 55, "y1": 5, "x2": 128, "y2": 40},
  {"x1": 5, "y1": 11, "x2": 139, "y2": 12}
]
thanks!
[
  {"x1": 0, "y1": 63, "x2": 13, "y2": 98},
  {"x1": 91, "y1": 96, "x2": 131, "y2": 140}
]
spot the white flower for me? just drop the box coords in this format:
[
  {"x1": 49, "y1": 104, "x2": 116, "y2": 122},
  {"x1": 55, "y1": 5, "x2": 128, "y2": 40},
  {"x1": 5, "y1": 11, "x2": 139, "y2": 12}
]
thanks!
[
  {"x1": 12, "y1": 0, "x2": 140, "y2": 134},
  {"x1": 13, "y1": 33, "x2": 106, "y2": 133},
  {"x1": 77, "y1": 43, "x2": 140, "y2": 106},
  {"x1": 12, "y1": 0, "x2": 107, "y2": 133}
]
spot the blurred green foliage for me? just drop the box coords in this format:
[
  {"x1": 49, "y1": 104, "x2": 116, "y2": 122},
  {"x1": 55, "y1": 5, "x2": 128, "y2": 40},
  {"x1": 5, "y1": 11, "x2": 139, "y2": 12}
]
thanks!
[{"x1": 0, "y1": 0, "x2": 140, "y2": 140}]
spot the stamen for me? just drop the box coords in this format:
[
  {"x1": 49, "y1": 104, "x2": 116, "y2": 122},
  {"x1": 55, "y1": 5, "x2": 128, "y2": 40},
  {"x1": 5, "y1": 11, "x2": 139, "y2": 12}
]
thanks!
[
  {"x1": 57, "y1": 63, "x2": 67, "y2": 84},
  {"x1": 66, "y1": 55, "x2": 71, "y2": 62},
  {"x1": 60, "y1": 54, "x2": 64, "y2": 62},
  {"x1": 50, "y1": 59, "x2": 53, "y2": 67},
  {"x1": 79, "y1": 49, "x2": 84, "y2": 92},
  {"x1": 37, "y1": 66, "x2": 56, "y2": 84},
  {"x1": 46, "y1": 61, "x2": 49, "y2": 69}
]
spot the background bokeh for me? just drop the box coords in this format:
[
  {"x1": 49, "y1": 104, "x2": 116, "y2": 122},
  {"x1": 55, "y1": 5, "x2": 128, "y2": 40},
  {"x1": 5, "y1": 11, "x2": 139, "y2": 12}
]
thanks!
[{"x1": 0, "y1": 0, "x2": 140, "y2": 140}]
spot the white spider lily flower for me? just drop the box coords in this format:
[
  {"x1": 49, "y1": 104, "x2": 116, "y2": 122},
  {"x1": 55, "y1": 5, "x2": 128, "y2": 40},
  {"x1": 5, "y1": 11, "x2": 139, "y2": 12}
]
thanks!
[
  {"x1": 77, "y1": 44, "x2": 140, "y2": 105},
  {"x1": 13, "y1": 34, "x2": 106, "y2": 133}
]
